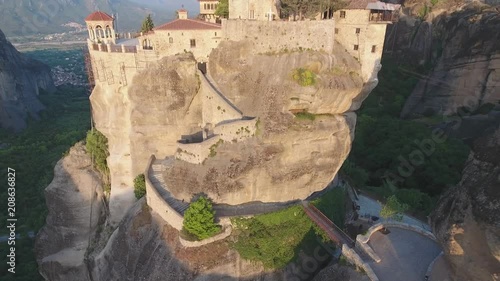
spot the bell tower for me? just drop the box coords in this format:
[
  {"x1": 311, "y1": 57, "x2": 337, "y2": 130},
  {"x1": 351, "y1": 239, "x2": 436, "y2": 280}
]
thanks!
[{"x1": 85, "y1": 11, "x2": 116, "y2": 44}]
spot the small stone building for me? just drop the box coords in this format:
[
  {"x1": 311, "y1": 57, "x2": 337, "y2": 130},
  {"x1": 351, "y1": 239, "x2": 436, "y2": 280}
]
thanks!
[
  {"x1": 198, "y1": 0, "x2": 221, "y2": 23},
  {"x1": 85, "y1": 11, "x2": 116, "y2": 44},
  {"x1": 228, "y1": 0, "x2": 279, "y2": 20},
  {"x1": 332, "y1": 0, "x2": 400, "y2": 80},
  {"x1": 144, "y1": 10, "x2": 222, "y2": 62}
]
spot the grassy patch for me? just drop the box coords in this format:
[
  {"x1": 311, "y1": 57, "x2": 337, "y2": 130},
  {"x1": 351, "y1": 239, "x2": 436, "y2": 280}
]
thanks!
[
  {"x1": 294, "y1": 111, "x2": 316, "y2": 121},
  {"x1": 231, "y1": 205, "x2": 332, "y2": 269}
]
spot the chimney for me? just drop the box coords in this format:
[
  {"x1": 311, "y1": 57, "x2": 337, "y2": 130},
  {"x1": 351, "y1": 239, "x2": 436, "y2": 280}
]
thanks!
[{"x1": 178, "y1": 9, "x2": 188, "y2": 19}]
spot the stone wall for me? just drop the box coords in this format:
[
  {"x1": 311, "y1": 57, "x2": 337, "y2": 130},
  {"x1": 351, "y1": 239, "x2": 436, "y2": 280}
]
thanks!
[
  {"x1": 176, "y1": 136, "x2": 223, "y2": 164},
  {"x1": 229, "y1": 0, "x2": 278, "y2": 21},
  {"x1": 334, "y1": 10, "x2": 389, "y2": 81},
  {"x1": 145, "y1": 155, "x2": 184, "y2": 230},
  {"x1": 357, "y1": 222, "x2": 437, "y2": 244},
  {"x1": 222, "y1": 19, "x2": 336, "y2": 54},
  {"x1": 179, "y1": 219, "x2": 232, "y2": 247},
  {"x1": 341, "y1": 244, "x2": 379, "y2": 281},
  {"x1": 214, "y1": 119, "x2": 257, "y2": 142},
  {"x1": 144, "y1": 29, "x2": 221, "y2": 62},
  {"x1": 199, "y1": 70, "x2": 243, "y2": 125}
]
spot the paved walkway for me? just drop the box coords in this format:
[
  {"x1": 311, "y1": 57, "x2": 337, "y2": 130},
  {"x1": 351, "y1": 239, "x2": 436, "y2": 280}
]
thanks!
[
  {"x1": 357, "y1": 194, "x2": 431, "y2": 231},
  {"x1": 368, "y1": 228, "x2": 442, "y2": 281}
]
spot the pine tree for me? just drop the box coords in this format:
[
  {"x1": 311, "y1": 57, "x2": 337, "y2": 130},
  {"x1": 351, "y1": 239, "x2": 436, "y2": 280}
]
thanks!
[{"x1": 141, "y1": 14, "x2": 154, "y2": 33}]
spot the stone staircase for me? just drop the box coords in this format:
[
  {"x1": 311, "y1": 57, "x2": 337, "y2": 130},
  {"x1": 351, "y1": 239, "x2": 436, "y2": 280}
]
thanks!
[{"x1": 149, "y1": 158, "x2": 189, "y2": 215}]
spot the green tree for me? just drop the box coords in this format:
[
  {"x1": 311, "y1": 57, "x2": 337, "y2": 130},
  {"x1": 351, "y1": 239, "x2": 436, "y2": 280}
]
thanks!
[
  {"x1": 141, "y1": 14, "x2": 154, "y2": 33},
  {"x1": 380, "y1": 195, "x2": 409, "y2": 222},
  {"x1": 183, "y1": 196, "x2": 220, "y2": 240},
  {"x1": 215, "y1": 0, "x2": 229, "y2": 18},
  {"x1": 85, "y1": 129, "x2": 109, "y2": 179},
  {"x1": 134, "y1": 174, "x2": 146, "y2": 199}
]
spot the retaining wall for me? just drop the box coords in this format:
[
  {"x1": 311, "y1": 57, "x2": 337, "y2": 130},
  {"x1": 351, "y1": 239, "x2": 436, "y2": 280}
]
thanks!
[
  {"x1": 222, "y1": 19, "x2": 336, "y2": 54},
  {"x1": 341, "y1": 244, "x2": 379, "y2": 281},
  {"x1": 176, "y1": 135, "x2": 222, "y2": 164},
  {"x1": 179, "y1": 218, "x2": 233, "y2": 247},
  {"x1": 214, "y1": 119, "x2": 257, "y2": 142},
  {"x1": 145, "y1": 155, "x2": 184, "y2": 230},
  {"x1": 357, "y1": 221, "x2": 437, "y2": 244}
]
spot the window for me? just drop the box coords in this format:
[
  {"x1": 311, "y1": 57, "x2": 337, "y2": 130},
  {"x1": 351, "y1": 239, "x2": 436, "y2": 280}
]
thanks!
[
  {"x1": 204, "y1": 3, "x2": 207, "y2": 9},
  {"x1": 211, "y1": 3, "x2": 214, "y2": 9},
  {"x1": 356, "y1": 28, "x2": 360, "y2": 34},
  {"x1": 334, "y1": 28, "x2": 339, "y2": 34},
  {"x1": 340, "y1": 11, "x2": 346, "y2": 18},
  {"x1": 190, "y1": 39, "x2": 196, "y2": 48},
  {"x1": 250, "y1": 10, "x2": 255, "y2": 19},
  {"x1": 215, "y1": 32, "x2": 217, "y2": 36},
  {"x1": 354, "y1": 45, "x2": 359, "y2": 51},
  {"x1": 371, "y1": 45, "x2": 377, "y2": 53},
  {"x1": 169, "y1": 37, "x2": 173, "y2": 43}
]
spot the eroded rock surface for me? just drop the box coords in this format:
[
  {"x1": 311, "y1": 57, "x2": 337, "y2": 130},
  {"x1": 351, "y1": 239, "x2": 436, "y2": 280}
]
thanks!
[
  {"x1": 397, "y1": 4, "x2": 500, "y2": 118},
  {"x1": 163, "y1": 41, "x2": 364, "y2": 204},
  {"x1": 35, "y1": 142, "x2": 105, "y2": 281},
  {"x1": 431, "y1": 124, "x2": 500, "y2": 281},
  {"x1": 0, "y1": 28, "x2": 55, "y2": 131}
]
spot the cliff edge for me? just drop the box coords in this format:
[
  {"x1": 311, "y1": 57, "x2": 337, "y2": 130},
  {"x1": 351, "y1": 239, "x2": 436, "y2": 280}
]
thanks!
[
  {"x1": 0, "y1": 28, "x2": 55, "y2": 132},
  {"x1": 431, "y1": 124, "x2": 500, "y2": 281}
]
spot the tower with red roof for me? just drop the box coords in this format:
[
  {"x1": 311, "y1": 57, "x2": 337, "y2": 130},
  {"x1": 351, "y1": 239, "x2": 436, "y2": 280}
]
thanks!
[{"x1": 85, "y1": 11, "x2": 116, "y2": 44}]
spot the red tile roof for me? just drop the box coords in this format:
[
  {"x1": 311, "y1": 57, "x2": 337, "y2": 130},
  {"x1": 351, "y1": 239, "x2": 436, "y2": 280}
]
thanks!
[
  {"x1": 85, "y1": 11, "x2": 114, "y2": 21},
  {"x1": 155, "y1": 19, "x2": 221, "y2": 31},
  {"x1": 178, "y1": 8, "x2": 187, "y2": 12}
]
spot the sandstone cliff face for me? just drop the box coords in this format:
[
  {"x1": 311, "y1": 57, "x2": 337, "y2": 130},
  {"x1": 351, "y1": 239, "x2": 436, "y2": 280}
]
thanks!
[
  {"x1": 35, "y1": 142, "x2": 105, "y2": 281},
  {"x1": 90, "y1": 54, "x2": 202, "y2": 225},
  {"x1": 36, "y1": 143, "x2": 288, "y2": 281},
  {"x1": 0, "y1": 28, "x2": 55, "y2": 132},
  {"x1": 431, "y1": 124, "x2": 500, "y2": 281},
  {"x1": 394, "y1": 4, "x2": 500, "y2": 118},
  {"x1": 162, "y1": 40, "x2": 364, "y2": 204}
]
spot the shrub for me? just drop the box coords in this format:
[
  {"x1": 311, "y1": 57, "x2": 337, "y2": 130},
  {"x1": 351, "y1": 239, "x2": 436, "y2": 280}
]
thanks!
[
  {"x1": 183, "y1": 196, "x2": 220, "y2": 240},
  {"x1": 133, "y1": 174, "x2": 146, "y2": 199},
  {"x1": 292, "y1": 68, "x2": 316, "y2": 86},
  {"x1": 380, "y1": 195, "x2": 409, "y2": 222},
  {"x1": 86, "y1": 129, "x2": 109, "y2": 178}
]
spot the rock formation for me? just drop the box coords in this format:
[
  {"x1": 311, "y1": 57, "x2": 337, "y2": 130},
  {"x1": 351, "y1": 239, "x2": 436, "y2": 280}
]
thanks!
[
  {"x1": 431, "y1": 124, "x2": 500, "y2": 281},
  {"x1": 0, "y1": 28, "x2": 55, "y2": 131},
  {"x1": 162, "y1": 41, "x2": 363, "y2": 204},
  {"x1": 393, "y1": 4, "x2": 500, "y2": 118},
  {"x1": 35, "y1": 142, "x2": 105, "y2": 281}
]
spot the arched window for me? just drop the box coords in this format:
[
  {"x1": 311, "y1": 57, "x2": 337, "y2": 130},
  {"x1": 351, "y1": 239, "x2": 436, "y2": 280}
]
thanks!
[
  {"x1": 89, "y1": 28, "x2": 95, "y2": 40},
  {"x1": 105, "y1": 25, "x2": 112, "y2": 38},
  {"x1": 95, "y1": 25, "x2": 103, "y2": 39}
]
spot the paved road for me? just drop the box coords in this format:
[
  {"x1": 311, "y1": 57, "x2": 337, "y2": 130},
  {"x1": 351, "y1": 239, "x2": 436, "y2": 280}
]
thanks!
[{"x1": 368, "y1": 228, "x2": 442, "y2": 281}]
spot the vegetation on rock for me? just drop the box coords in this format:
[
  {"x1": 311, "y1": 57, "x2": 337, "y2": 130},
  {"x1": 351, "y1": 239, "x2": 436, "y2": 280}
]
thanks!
[
  {"x1": 85, "y1": 129, "x2": 109, "y2": 181},
  {"x1": 183, "y1": 196, "x2": 220, "y2": 240},
  {"x1": 133, "y1": 174, "x2": 146, "y2": 199},
  {"x1": 292, "y1": 67, "x2": 316, "y2": 86}
]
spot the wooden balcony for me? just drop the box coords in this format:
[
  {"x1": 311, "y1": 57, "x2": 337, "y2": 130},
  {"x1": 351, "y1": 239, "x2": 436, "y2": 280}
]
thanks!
[{"x1": 369, "y1": 11, "x2": 398, "y2": 22}]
